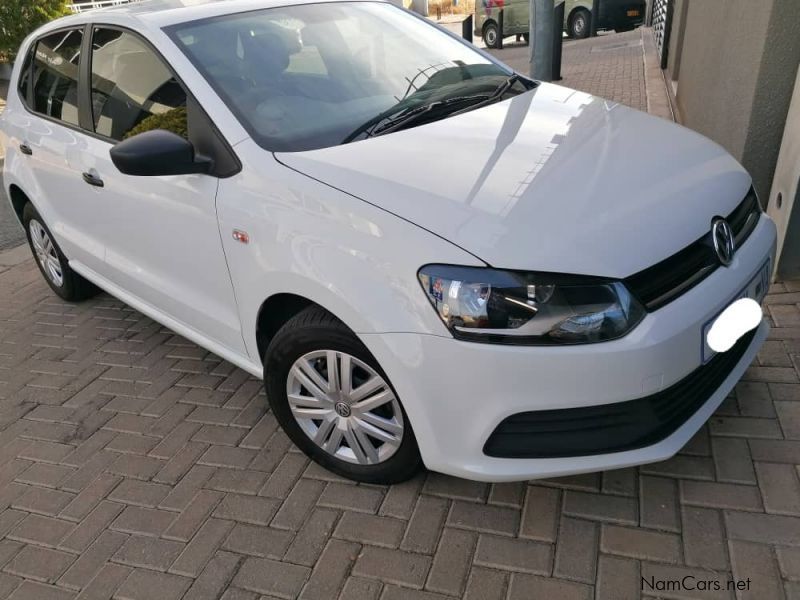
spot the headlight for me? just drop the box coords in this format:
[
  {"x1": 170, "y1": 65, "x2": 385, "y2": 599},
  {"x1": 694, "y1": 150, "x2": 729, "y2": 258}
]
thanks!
[{"x1": 418, "y1": 265, "x2": 645, "y2": 345}]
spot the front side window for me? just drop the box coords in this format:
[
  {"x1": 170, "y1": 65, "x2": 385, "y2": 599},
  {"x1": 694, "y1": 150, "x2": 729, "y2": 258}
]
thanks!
[
  {"x1": 90, "y1": 28, "x2": 188, "y2": 141},
  {"x1": 32, "y1": 28, "x2": 83, "y2": 126},
  {"x1": 168, "y1": 2, "x2": 530, "y2": 152}
]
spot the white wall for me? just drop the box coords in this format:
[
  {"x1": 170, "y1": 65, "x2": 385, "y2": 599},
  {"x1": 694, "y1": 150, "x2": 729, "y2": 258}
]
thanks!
[{"x1": 768, "y1": 66, "x2": 800, "y2": 279}]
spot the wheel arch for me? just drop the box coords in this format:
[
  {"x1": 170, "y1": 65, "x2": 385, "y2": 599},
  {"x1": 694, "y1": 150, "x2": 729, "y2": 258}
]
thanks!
[
  {"x1": 8, "y1": 184, "x2": 31, "y2": 226},
  {"x1": 239, "y1": 256, "x2": 452, "y2": 368},
  {"x1": 255, "y1": 292, "x2": 353, "y2": 363},
  {"x1": 482, "y1": 18, "x2": 498, "y2": 36}
]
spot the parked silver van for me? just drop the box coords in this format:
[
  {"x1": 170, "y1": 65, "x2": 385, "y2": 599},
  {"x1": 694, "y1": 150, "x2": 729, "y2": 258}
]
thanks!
[{"x1": 475, "y1": 0, "x2": 645, "y2": 48}]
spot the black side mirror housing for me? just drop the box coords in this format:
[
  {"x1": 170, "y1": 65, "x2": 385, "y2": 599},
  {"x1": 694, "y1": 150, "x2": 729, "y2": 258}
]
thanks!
[{"x1": 110, "y1": 129, "x2": 213, "y2": 177}]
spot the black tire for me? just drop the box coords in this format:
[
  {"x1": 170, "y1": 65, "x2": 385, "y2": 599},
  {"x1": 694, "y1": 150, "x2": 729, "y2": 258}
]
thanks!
[
  {"x1": 483, "y1": 21, "x2": 500, "y2": 49},
  {"x1": 22, "y1": 202, "x2": 99, "y2": 302},
  {"x1": 569, "y1": 8, "x2": 591, "y2": 39},
  {"x1": 264, "y1": 306, "x2": 422, "y2": 484},
  {"x1": 522, "y1": 32, "x2": 530, "y2": 44}
]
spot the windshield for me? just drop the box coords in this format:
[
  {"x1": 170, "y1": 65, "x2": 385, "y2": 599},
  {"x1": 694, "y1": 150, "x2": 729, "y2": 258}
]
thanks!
[{"x1": 167, "y1": 1, "x2": 532, "y2": 152}]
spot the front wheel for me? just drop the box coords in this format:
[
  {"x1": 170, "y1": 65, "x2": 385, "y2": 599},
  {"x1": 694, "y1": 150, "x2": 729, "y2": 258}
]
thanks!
[
  {"x1": 264, "y1": 306, "x2": 422, "y2": 484},
  {"x1": 569, "y1": 8, "x2": 591, "y2": 39},
  {"x1": 483, "y1": 21, "x2": 500, "y2": 48}
]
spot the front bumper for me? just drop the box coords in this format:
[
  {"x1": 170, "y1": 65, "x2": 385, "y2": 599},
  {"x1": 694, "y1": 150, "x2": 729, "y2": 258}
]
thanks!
[
  {"x1": 360, "y1": 215, "x2": 777, "y2": 481},
  {"x1": 483, "y1": 327, "x2": 757, "y2": 458}
]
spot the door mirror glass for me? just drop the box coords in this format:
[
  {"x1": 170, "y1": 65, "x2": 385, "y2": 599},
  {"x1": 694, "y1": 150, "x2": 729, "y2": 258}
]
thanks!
[{"x1": 110, "y1": 129, "x2": 211, "y2": 176}]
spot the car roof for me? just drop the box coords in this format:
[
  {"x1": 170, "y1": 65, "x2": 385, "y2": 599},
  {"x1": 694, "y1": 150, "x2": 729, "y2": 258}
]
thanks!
[{"x1": 40, "y1": 0, "x2": 382, "y2": 33}]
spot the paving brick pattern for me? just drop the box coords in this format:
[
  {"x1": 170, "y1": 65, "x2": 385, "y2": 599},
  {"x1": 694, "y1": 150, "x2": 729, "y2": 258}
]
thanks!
[
  {"x1": 486, "y1": 29, "x2": 648, "y2": 113},
  {"x1": 559, "y1": 30, "x2": 647, "y2": 113},
  {"x1": 1, "y1": 257, "x2": 799, "y2": 600}
]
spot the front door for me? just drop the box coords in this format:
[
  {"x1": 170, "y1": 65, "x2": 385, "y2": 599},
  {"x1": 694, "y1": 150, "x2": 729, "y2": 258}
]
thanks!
[{"x1": 73, "y1": 26, "x2": 246, "y2": 356}]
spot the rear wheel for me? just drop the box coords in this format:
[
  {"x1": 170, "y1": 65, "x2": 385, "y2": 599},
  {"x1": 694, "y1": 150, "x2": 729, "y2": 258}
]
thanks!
[
  {"x1": 569, "y1": 8, "x2": 591, "y2": 39},
  {"x1": 483, "y1": 21, "x2": 500, "y2": 48},
  {"x1": 23, "y1": 203, "x2": 99, "y2": 302},
  {"x1": 264, "y1": 306, "x2": 422, "y2": 484}
]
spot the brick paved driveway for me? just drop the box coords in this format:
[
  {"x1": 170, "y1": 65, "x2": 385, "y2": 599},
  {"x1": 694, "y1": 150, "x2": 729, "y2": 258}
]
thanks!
[
  {"x1": 485, "y1": 29, "x2": 648, "y2": 113},
  {"x1": 1, "y1": 247, "x2": 800, "y2": 600}
]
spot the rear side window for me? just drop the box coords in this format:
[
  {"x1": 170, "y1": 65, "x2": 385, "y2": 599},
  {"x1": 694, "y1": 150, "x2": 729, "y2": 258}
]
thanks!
[
  {"x1": 90, "y1": 28, "x2": 188, "y2": 141},
  {"x1": 31, "y1": 28, "x2": 83, "y2": 126},
  {"x1": 16, "y1": 47, "x2": 33, "y2": 106}
]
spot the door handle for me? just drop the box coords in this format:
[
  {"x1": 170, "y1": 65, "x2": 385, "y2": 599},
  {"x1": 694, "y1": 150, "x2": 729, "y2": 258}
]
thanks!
[
  {"x1": 19, "y1": 143, "x2": 32, "y2": 156},
  {"x1": 82, "y1": 172, "x2": 104, "y2": 188}
]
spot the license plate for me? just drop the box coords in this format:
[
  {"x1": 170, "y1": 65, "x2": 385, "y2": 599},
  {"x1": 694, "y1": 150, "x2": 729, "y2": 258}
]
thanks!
[
  {"x1": 701, "y1": 259, "x2": 770, "y2": 363},
  {"x1": 627, "y1": 9, "x2": 640, "y2": 16}
]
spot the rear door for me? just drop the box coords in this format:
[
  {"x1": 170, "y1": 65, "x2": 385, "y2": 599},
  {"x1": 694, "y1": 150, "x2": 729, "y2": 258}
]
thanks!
[
  {"x1": 22, "y1": 26, "x2": 106, "y2": 273},
  {"x1": 71, "y1": 26, "x2": 247, "y2": 356}
]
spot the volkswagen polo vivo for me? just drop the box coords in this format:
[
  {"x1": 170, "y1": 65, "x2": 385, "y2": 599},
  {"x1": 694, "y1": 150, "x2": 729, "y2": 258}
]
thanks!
[{"x1": 0, "y1": 0, "x2": 777, "y2": 483}]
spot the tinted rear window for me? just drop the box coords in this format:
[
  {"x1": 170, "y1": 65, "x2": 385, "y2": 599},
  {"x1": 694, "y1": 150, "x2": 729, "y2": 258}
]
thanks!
[{"x1": 32, "y1": 28, "x2": 83, "y2": 126}]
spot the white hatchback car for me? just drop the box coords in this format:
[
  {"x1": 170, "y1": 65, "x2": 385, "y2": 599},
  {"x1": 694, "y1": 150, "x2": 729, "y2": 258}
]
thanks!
[{"x1": 1, "y1": 0, "x2": 777, "y2": 483}]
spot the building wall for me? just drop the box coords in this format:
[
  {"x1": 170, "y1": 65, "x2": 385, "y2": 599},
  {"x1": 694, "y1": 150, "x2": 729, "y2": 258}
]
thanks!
[
  {"x1": 741, "y1": 1, "x2": 800, "y2": 201},
  {"x1": 665, "y1": 0, "x2": 687, "y2": 83},
  {"x1": 767, "y1": 68, "x2": 800, "y2": 279},
  {"x1": 674, "y1": 1, "x2": 771, "y2": 163},
  {"x1": 671, "y1": 0, "x2": 800, "y2": 200}
]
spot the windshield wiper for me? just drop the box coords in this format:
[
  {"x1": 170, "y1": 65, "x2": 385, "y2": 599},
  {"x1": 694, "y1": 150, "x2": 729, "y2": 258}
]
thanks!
[
  {"x1": 460, "y1": 73, "x2": 526, "y2": 112},
  {"x1": 368, "y1": 94, "x2": 488, "y2": 137},
  {"x1": 341, "y1": 73, "x2": 530, "y2": 144},
  {"x1": 369, "y1": 74, "x2": 528, "y2": 139}
]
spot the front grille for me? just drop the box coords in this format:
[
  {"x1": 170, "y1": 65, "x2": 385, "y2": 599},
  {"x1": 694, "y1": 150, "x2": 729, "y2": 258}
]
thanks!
[
  {"x1": 625, "y1": 188, "x2": 761, "y2": 311},
  {"x1": 483, "y1": 329, "x2": 756, "y2": 459}
]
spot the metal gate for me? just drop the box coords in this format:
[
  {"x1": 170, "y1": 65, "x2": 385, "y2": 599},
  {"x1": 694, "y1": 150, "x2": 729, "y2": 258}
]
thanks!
[
  {"x1": 652, "y1": 0, "x2": 673, "y2": 70},
  {"x1": 69, "y1": 0, "x2": 142, "y2": 13}
]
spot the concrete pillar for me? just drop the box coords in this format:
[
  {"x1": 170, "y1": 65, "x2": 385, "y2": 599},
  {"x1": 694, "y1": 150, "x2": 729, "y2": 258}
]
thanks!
[
  {"x1": 768, "y1": 67, "x2": 800, "y2": 279},
  {"x1": 665, "y1": 0, "x2": 689, "y2": 84},
  {"x1": 673, "y1": 0, "x2": 800, "y2": 201},
  {"x1": 644, "y1": 0, "x2": 654, "y2": 25},
  {"x1": 411, "y1": 0, "x2": 429, "y2": 16}
]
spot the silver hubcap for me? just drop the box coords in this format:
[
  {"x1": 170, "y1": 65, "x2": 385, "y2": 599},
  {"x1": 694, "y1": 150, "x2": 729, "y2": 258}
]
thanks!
[
  {"x1": 575, "y1": 16, "x2": 586, "y2": 34},
  {"x1": 486, "y1": 28, "x2": 497, "y2": 45},
  {"x1": 287, "y1": 350, "x2": 404, "y2": 465},
  {"x1": 29, "y1": 220, "x2": 63, "y2": 287}
]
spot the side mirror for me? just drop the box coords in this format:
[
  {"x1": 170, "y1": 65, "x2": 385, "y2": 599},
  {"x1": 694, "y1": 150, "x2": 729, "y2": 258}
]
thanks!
[{"x1": 110, "y1": 129, "x2": 212, "y2": 177}]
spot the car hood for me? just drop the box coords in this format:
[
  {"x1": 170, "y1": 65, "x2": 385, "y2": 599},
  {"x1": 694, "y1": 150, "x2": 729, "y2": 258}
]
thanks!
[{"x1": 276, "y1": 83, "x2": 751, "y2": 278}]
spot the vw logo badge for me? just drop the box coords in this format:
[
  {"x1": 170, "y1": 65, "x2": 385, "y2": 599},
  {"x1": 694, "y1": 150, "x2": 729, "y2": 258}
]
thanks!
[{"x1": 711, "y1": 218, "x2": 735, "y2": 266}]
